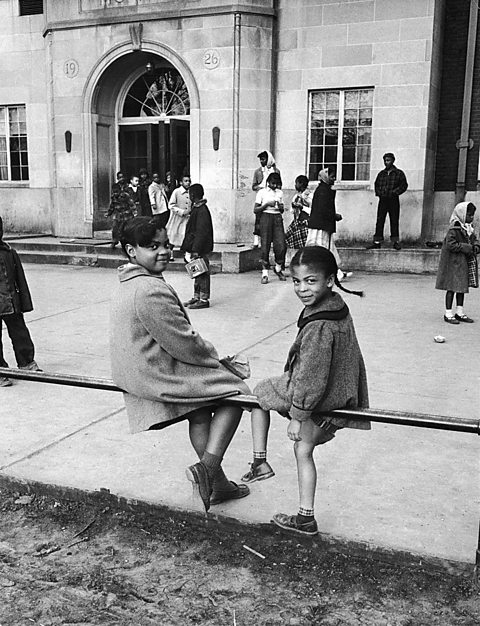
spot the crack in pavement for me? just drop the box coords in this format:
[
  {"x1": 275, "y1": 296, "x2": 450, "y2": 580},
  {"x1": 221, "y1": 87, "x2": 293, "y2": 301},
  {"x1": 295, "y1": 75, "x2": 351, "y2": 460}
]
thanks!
[{"x1": 0, "y1": 407, "x2": 125, "y2": 472}]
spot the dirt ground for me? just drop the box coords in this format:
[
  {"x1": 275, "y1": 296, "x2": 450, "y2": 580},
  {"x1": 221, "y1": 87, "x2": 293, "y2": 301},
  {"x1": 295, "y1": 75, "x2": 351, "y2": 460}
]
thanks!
[{"x1": 0, "y1": 487, "x2": 478, "y2": 626}]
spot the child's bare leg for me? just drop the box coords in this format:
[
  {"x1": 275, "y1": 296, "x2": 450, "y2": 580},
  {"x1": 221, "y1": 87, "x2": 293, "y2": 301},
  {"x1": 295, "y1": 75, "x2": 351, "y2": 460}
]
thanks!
[
  {"x1": 294, "y1": 419, "x2": 319, "y2": 512},
  {"x1": 272, "y1": 419, "x2": 325, "y2": 536},
  {"x1": 242, "y1": 408, "x2": 275, "y2": 483}
]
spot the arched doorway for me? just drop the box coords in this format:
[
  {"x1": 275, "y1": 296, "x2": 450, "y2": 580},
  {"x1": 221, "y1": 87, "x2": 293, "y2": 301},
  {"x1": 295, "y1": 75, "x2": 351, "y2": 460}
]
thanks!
[
  {"x1": 119, "y1": 64, "x2": 190, "y2": 188},
  {"x1": 85, "y1": 47, "x2": 196, "y2": 233}
]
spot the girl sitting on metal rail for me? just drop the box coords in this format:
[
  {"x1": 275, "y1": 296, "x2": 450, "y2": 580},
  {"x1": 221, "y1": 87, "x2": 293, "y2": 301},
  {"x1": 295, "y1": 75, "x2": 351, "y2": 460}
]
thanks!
[
  {"x1": 241, "y1": 246, "x2": 370, "y2": 536},
  {"x1": 109, "y1": 217, "x2": 251, "y2": 513}
]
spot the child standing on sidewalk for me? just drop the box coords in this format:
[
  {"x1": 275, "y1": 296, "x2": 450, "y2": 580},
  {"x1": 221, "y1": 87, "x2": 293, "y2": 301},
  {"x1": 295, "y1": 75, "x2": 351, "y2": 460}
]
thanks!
[
  {"x1": 285, "y1": 175, "x2": 312, "y2": 250},
  {"x1": 181, "y1": 184, "x2": 214, "y2": 310},
  {"x1": 0, "y1": 216, "x2": 41, "y2": 386},
  {"x1": 167, "y1": 174, "x2": 191, "y2": 261},
  {"x1": 254, "y1": 172, "x2": 287, "y2": 284},
  {"x1": 241, "y1": 246, "x2": 369, "y2": 536},
  {"x1": 435, "y1": 202, "x2": 479, "y2": 324}
]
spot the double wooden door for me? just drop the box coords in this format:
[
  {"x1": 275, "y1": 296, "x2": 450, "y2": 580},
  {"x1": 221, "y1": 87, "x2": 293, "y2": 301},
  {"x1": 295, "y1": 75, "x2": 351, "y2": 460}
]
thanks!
[{"x1": 119, "y1": 119, "x2": 189, "y2": 182}]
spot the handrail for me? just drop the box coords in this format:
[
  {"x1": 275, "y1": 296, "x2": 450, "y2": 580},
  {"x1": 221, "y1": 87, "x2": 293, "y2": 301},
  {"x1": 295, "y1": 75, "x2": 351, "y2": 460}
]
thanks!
[{"x1": 1, "y1": 368, "x2": 479, "y2": 436}]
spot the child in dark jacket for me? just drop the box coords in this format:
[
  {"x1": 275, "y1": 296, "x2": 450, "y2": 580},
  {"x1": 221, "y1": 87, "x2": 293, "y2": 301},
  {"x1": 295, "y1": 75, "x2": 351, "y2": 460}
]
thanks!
[
  {"x1": 0, "y1": 216, "x2": 41, "y2": 386},
  {"x1": 181, "y1": 184, "x2": 214, "y2": 310},
  {"x1": 241, "y1": 247, "x2": 369, "y2": 536}
]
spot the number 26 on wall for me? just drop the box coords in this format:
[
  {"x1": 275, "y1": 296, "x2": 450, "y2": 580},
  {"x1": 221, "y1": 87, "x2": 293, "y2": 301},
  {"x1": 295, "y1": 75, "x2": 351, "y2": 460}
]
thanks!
[{"x1": 203, "y1": 49, "x2": 220, "y2": 70}]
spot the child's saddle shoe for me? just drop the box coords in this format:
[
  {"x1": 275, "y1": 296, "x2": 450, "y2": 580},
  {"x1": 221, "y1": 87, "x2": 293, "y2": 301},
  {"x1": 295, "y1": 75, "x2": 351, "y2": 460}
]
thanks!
[
  {"x1": 241, "y1": 461, "x2": 275, "y2": 484},
  {"x1": 189, "y1": 299, "x2": 209, "y2": 310},
  {"x1": 444, "y1": 315, "x2": 460, "y2": 325},
  {"x1": 210, "y1": 482, "x2": 250, "y2": 506},
  {"x1": 19, "y1": 361, "x2": 42, "y2": 371},
  {"x1": 272, "y1": 513, "x2": 318, "y2": 536}
]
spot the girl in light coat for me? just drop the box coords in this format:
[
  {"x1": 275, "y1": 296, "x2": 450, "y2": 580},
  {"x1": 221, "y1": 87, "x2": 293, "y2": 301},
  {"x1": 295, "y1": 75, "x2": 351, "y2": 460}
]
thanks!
[{"x1": 110, "y1": 217, "x2": 250, "y2": 512}]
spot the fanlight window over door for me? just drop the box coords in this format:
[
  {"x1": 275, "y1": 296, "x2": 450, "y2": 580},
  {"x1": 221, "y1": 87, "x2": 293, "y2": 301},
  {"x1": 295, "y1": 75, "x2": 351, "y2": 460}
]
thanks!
[{"x1": 122, "y1": 68, "x2": 190, "y2": 118}]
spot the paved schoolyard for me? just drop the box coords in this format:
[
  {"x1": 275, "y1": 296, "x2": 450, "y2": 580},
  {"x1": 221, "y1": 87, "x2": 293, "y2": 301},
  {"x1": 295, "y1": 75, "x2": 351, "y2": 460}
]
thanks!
[{"x1": 0, "y1": 263, "x2": 478, "y2": 563}]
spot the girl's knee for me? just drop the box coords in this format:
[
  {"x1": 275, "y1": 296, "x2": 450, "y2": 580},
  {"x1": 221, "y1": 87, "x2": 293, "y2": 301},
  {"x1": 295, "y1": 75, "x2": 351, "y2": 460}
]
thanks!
[{"x1": 294, "y1": 440, "x2": 315, "y2": 459}]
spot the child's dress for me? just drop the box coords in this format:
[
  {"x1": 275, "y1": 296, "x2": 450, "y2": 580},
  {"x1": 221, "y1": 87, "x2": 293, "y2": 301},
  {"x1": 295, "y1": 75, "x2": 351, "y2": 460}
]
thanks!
[
  {"x1": 167, "y1": 186, "x2": 191, "y2": 247},
  {"x1": 110, "y1": 264, "x2": 250, "y2": 433},
  {"x1": 254, "y1": 291, "x2": 370, "y2": 431},
  {"x1": 435, "y1": 202, "x2": 479, "y2": 293},
  {"x1": 285, "y1": 188, "x2": 312, "y2": 249}
]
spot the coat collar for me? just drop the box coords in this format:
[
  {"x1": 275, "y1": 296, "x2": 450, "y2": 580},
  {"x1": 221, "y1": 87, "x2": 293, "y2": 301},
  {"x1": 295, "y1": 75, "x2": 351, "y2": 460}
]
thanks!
[
  {"x1": 117, "y1": 263, "x2": 165, "y2": 283},
  {"x1": 298, "y1": 292, "x2": 349, "y2": 329}
]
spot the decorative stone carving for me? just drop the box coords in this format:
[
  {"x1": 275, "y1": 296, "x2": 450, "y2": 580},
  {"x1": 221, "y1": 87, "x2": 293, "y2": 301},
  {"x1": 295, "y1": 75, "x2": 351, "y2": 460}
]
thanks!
[{"x1": 129, "y1": 23, "x2": 143, "y2": 50}]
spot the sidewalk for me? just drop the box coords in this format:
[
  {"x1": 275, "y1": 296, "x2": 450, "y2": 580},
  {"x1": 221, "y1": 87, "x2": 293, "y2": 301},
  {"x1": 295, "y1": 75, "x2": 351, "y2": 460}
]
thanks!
[{"x1": 0, "y1": 264, "x2": 478, "y2": 563}]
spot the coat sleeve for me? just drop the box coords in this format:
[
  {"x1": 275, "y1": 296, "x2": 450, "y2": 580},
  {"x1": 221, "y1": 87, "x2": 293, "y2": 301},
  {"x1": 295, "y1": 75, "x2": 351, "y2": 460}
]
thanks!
[
  {"x1": 374, "y1": 172, "x2": 381, "y2": 196},
  {"x1": 393, "y1": 170, "x2": 408, "y2": 196},
  {"x1": 289, "y1": 322, "x2": 334, "y2": 422},
  {"x1": 192, "y1": 208, "x2": 212, "y2": 254},
  {"x1": 445, "y1": 229, "x2": 473, "y2": 255},
  {"x1": 135, "y1": 283, "x2": 220, "y2": 367},
  {"x1": 252, "y1": 168, "x2": 262, "y2": 191},
  {"x1": 148, "y1": 185, "x2": 156, "y2": 206},
  {"x1": 13, "y1": 250, "x2": 33, "y2": 313}
]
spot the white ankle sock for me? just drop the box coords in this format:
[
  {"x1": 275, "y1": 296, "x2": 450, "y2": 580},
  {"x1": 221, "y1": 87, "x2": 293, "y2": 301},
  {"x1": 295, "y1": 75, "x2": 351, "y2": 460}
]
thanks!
[
  {"x1": 456, "y1": 306, "x2": 464, "y2": 316},
  {"x1": 445, "y1": 309, "x2": 454, "y2": 318},
  {"x1": 262, "y1": 269, "x2": 269, "y2": 278},
  {"x1": 275, "y1": 264, "x2": 282, "y2": 273}
]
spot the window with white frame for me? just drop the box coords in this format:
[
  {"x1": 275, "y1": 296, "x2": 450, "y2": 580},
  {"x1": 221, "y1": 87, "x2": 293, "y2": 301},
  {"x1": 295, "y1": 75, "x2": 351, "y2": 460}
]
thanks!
[
  {"x1": 308, "y1": 88, "x2": 373, "y2": 182},
  {"x1": 0, "y1": 105, "x2": 29, "y2": 182}
]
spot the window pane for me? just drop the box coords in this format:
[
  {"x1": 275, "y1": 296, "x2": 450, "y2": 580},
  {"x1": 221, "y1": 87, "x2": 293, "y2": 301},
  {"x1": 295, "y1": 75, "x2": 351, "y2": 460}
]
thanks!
[
  {"x1": 345, "y1": 91, "x2": 359, "y2": 108},
  {"x1": 324, "y1": 128, "x2": 338, "y2": 145},
  {"x1": 359, "y1": 108, "x2": 372, "y2": 125},
  {"x1": 356, "y1": 163, "x2": 370, "y2": 180},
  {"x1": 326, "y1": 91, "x2": 339, "y2": 109},
  {"x1": 324, "y1": 146, "x2": 337, "y2": 163},
  {"x1": 11, "y1": 165, "x2": 21, "y2": 180},
  {"x1": 310, "y1": 129, "x2": 324, "y2": 145},
  {"x1": 342, "y1": 163, "x2": 355, "y2": 180},
  {"x1": 360, "y1": 89, "x2": 373, "y2": 107},
  {"x1": 344, "y1": 108, "x2": 357, "y2": 127},
  {"x1": 9, "y1": 108, "x2": 19, "y2": 123},
  {"x1": 343, "y1": 147, "x2": 355, "y2": 163},
  {"x1": 310, "y1": 146, "x2": 324, "y2": 164},
  {"x1": 10, "y1": 137, "x2": 19, "y2": 151},
  {"x1": 19, "y1": 136, "x2": 28, "y2": 150},
  {"x1": 343, "y1": 128, "x2": 356, "y2": 145},
  {"x1": 357, "y1": 127, "x2": 371, "y2": 145},
  {"x1": 309, "y1": 164, "x2": 320, "y2": 181},
  {"x1": 0, "y1": 137, "x2": 6, "y2": 150},
  {"x1": 20, "y1": 152, "x2": 29, "y2": 166},
  {"x1": 0, "y1": 166, "x2": 7, "y2": 180},
  {"x1": 356, "y1": 146, "x2": 371, "y2": 163},
  {"x1": 10, "y1": 151, "x2": 20, "y2": 167},
  {"x1": 311, "y1": 92, "x2": 326, "y2": 111},
  {"x1": 21, "y1": 166, "x2": 29, "y2": 180},
  {"x1": 325, "y1": 110, "x2": 339, "y2": 127},
  {"x1": 311, "y1": 111, "x2": 325, "y2": 128}
]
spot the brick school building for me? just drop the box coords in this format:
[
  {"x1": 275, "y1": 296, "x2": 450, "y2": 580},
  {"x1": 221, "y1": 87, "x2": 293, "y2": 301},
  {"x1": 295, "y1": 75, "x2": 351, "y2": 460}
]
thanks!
[{"x1": 0, "y1": 0, "x2": 479, "y2": 243}]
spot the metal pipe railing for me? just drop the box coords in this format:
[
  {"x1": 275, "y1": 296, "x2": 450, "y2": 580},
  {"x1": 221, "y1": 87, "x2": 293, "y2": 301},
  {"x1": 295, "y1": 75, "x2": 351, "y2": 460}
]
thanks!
[
  {"x1": 1, "y1": 366, "x2": 479, "y2": 583},
  {"x1": 1, "y1": 367, "x2": 479, "y2": 435}
]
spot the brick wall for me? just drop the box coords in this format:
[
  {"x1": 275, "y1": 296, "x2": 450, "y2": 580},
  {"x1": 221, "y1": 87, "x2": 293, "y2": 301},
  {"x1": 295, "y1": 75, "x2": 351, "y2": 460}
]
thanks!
[{"x1": 434, "y1": 0, "x2": 480, "y2": 191}]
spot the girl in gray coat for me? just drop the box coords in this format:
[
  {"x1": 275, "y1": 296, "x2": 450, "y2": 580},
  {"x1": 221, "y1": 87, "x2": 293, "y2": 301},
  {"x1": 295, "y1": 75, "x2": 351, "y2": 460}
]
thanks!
[
  {"x1": 110, "y1": 218, "x2": 250, "y2": 512},
  {"x1": 435, "y1": 202, "x2": 479, "y2": 324},
  {"x1": 241, "y1": 247, "x2": 370, "y2": 536}
]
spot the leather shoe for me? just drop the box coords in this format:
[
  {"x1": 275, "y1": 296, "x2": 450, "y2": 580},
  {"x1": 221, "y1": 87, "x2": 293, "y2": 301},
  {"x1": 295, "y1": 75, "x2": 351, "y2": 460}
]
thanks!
[
  {"x1": 366, "y1": 242, "x2": 381, "y2": 250},
  {"x1": 393, "y1": 242, "x2": 402, "y2": 250},
  {"x1": 444, "y1": 315, "x2": 460, "y2": 325},
  {"x1": 455, "y1": 314, "x2": 474, "y2": 323}
]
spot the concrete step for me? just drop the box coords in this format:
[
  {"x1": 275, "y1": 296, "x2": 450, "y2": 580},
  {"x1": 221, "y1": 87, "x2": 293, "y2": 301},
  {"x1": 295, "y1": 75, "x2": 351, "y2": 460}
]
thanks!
[
  {"x1": 16, "y1": 249, "x2": 223, "y2": 273},
  {"x1": 337, "y1": 247, "x2": 440, "y2": 274}
]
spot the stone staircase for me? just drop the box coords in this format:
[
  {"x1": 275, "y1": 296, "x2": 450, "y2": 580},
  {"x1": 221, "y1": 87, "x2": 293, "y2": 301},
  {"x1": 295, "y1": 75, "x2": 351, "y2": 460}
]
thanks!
[{"x1": 5, "y1": 236, "x2": 441, "y2": 274}]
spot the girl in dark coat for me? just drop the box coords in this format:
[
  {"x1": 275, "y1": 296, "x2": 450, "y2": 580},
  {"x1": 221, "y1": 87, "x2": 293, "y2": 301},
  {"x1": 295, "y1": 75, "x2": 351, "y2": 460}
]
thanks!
[
  {"x1": 435, "y1": 202, "x2": 479, "y2": 324},
  {"x1": 306, "y1": 167, "x2": 352, "y2": 282},
  {"x1": 240, "y1": 247, "x2": 369, "y2": 536}
]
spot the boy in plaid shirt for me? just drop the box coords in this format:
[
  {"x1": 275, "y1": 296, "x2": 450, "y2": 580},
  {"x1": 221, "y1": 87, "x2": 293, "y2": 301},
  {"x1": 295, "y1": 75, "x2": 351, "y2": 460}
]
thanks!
[{"x1": 367, "y1": 153, "x2": 408, "y2": 250}]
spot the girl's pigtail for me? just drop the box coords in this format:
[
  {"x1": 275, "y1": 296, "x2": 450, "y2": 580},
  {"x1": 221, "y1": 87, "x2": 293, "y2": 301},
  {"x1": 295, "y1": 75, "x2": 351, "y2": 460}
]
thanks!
[{"x1": 333, "y1": 276, "x2": 364, "y2": 298}]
